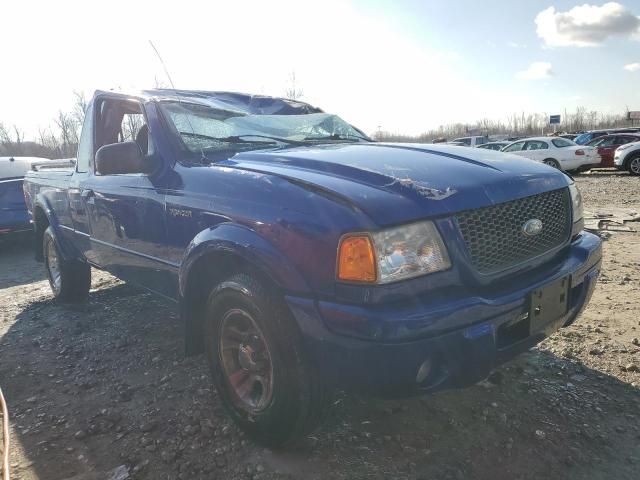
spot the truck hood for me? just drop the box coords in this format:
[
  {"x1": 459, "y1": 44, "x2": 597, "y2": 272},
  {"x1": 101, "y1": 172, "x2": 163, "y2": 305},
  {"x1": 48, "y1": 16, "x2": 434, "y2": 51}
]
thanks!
[{"x1": 226, "y1": 143, "x2": 571, "y2": 226}]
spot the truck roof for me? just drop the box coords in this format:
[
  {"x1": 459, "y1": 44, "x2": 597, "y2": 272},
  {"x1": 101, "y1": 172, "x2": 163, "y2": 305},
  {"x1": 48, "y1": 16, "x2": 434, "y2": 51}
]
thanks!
[{"x1": 96, "y1": 89, "x2": 324, "y2": 116}]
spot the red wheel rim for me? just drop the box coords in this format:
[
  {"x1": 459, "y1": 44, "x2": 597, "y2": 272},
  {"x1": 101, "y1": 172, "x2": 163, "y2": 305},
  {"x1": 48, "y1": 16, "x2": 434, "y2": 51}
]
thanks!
[{"x1": 218, "y1": 308, "x2": 274, "y2": 413}]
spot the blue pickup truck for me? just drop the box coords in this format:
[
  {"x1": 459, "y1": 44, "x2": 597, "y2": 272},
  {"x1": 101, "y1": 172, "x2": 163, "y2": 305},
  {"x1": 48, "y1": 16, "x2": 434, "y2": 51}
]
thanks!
[{"x1": 24, "y1": 89, "x2": 602, "y2": 446}]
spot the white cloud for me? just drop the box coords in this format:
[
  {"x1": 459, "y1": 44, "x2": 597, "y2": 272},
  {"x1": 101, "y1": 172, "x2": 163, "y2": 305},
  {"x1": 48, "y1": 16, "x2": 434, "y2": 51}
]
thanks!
[
  {"x1": 623, "y1": 62, "x2": 640, "y2": 71},
  {"x1": 535, "y1": 2, "x2": 640, "y2": 47},
  {"x1": 516, "y1": 62, "x2": 554, "y2": 80}
]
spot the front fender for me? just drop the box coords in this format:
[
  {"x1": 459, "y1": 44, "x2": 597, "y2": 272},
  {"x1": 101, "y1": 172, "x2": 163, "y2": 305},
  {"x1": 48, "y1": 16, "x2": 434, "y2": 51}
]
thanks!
[{"x1": 178, "y1": 222, "x2": 312, "y2": 299}]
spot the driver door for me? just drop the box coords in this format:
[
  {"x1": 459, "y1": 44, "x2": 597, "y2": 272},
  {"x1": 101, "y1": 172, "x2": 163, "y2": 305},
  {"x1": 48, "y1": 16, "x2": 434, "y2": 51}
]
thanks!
[{"x1": 84, "y1": 96, "x2": 171, "y2": 295}]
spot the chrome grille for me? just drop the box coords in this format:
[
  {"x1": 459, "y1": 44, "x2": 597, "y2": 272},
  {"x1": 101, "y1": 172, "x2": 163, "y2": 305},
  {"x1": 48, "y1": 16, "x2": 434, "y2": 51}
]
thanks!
[{"x1": 456, "y1": 188, "x2": 571, "y2": 274}]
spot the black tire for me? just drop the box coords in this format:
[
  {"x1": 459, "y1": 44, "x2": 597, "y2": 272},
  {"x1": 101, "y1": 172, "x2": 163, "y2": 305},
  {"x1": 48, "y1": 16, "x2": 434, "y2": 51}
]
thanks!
[
  {"x1": 204, "y1": 273, "x2": 327, "y2": 447},
  {"x1": 43, "y1": 226, "x2": 91, "y2": 303},
  {"x1": 543, "y1": 158, "x2": 561, "y2": 169},
  {"x1": 627, "y1": 153, "x2": 640, "y2": 176}
]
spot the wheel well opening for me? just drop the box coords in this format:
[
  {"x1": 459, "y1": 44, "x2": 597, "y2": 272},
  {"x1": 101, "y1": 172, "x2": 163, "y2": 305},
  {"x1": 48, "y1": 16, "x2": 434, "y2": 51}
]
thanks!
[
  {"x1": 625, "y1": 152, "x2": 640, "y2": 167},
  {"x1": 33, "y1": 207, "x2": 49, "y2": 262},
  {"x1": 183, "y1": 252, "x2": 274, "y2": 356}
]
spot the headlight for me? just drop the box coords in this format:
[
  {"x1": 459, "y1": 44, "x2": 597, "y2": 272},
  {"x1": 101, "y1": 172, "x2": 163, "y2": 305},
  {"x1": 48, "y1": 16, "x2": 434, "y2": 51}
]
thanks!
[
  {"x1": 568, "y1": 183, "x2": 583, "y2": 223},
  {"x1": 617, "y1": 143, "x2": 635, "y2": 152},
  {"x1": 337, "y1": 221, "x2": 451, "y2": 284}
]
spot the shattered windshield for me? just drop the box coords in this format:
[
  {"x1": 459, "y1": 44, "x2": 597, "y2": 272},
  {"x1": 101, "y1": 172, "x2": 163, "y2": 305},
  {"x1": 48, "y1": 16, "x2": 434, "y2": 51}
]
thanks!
[{"x1": 160, "y1": 102, "x2": 369, "y2": 154}]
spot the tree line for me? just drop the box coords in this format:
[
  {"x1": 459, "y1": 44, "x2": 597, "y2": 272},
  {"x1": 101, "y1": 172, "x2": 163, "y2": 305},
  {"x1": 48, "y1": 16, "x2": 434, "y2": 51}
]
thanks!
[
  {"x1": 1, "y1": 96, "x2": 636, "y2": 159},
  {"x1": 0, "y1": 91, "x2": 88, "y2": 159},
  {"x1": 375, "y1": 107, "x2": 636, "y2": 142}
]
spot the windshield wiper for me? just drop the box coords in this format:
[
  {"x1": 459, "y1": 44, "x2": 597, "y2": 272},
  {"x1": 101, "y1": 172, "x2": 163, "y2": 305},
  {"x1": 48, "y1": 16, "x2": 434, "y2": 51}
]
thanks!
[
  {"x1": 303, "y1": 133, "x2": 370, "y2": 142},
  {"x1": 228, "y1": 134, "x2": 308, "y2": 145},
  {"x1": 179, "y1": 132, "x2": 275, "y2": 145},
  {"x1": 179, "y1": 132, "x2": 304, "y2": 146}
]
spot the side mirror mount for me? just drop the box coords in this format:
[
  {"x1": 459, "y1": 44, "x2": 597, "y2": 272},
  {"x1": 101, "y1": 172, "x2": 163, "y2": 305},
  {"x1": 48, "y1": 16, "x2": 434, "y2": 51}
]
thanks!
[{"x1": 95, "y1": 141, "x2": 153, "y2": 175}]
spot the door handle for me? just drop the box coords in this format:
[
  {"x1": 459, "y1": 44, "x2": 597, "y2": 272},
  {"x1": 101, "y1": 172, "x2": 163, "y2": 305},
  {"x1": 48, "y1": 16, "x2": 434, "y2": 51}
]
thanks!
[{"x1": 81, "y1": 189, "x2": 94, "y2": 199}]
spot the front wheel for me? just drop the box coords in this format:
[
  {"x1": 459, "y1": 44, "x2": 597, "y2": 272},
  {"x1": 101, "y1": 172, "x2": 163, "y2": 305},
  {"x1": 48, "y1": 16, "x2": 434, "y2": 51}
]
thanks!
[
  {"x1": 204, "y1": 273, "x2": 327, "y2": 447},
  {"x1": 43, "y1": 226, "x2": 91, "y2": 302},
  {"x1": 543, "y1": 158, "x2": 561, "y2": 169},
  {"x1": 628, "y1": 154, "x2": 640, "y2": 176}
]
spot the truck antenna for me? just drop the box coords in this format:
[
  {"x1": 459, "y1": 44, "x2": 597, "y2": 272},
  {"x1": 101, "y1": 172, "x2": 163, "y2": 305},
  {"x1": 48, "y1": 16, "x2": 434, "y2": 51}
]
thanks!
[
  {"x1": 148, "y1": 40, "x2": 208, "y2": 164},
  {"x1": 148, "y1": 40, "x2": 177, "y2": 91}
]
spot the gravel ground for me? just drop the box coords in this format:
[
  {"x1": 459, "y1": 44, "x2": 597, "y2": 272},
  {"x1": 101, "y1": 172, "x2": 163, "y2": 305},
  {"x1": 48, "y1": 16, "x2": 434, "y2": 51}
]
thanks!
[{"x1": 1, "y1": 171, "x2": 639, "y2": 480}]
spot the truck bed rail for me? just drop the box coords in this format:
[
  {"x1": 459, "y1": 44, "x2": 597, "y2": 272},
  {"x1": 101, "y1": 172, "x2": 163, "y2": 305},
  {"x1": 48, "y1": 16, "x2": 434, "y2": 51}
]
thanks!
[{"x1": 30, "y1": 158, "x2": 76, "y2": 171}]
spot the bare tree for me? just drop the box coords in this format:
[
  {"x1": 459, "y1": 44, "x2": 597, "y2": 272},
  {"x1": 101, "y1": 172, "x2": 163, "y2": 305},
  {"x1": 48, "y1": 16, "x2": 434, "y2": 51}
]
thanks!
[
  {"x1": 38, "y1": 127, "x2": 60, "y2": 152},
  {"x1": 72, "y1": 91, "x2": 88, "y2": 129},
  {"x1": 573, "y1": 106, "x2": 587, "y2": 131},
  {"x1": 285, "y1": 71, "x2": 304, "y2": 100},
  {"x1": 54, "y1": 111, "x2": 78, "y2": 157},
  {"x1": 0, "y1": 123, "x2": 10, "y2": 144},
  {"x1": 122, "y1": 114, "x2": 144, "y2": 142},
  {"x1": 13, "y1": 125, "x2": 24, "y2": 144}
]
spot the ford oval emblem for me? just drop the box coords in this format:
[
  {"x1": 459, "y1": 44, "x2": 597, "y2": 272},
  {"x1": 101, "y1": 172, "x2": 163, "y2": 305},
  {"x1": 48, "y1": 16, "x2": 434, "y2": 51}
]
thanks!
[{"x1": 522, "y1": 219, "x2": 543, "y2": 236}]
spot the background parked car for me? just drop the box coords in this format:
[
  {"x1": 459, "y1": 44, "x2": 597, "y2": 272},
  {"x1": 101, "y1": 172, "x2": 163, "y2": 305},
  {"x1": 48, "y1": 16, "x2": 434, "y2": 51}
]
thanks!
[
  {"x1": 559, "y1": 134, "x2": 578, "y2": 141},
  {"x1": 608, "y1": 127, "x2": 640, "y2": 134},
  {"x1": 448, "y1": 135, "x2": 488, "y2": 147},
  {"x1": 586, "y1": 134, "x2": 640, "y2": 167},
  {"x1": 477, "y1": 141, "x2": 510, "y2": 151},
  {"x1": 614, "y1": 141, "x2": 640, "y2": 175},
  {"x1": 0, "y1": 157, "x2": 48, "y2": 236},
  {"x1": 573, "y1": 130, "x2": 609, "y2": 145},
  {"x1": 501, "y1": 137, "x2": 599, "y2": 172}
]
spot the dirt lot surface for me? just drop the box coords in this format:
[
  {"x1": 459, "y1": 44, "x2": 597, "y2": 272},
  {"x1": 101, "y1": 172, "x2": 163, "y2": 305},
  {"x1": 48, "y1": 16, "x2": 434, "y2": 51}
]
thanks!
[{"x1": 1, "y1": 171, "x2": 639, "y2": 480}]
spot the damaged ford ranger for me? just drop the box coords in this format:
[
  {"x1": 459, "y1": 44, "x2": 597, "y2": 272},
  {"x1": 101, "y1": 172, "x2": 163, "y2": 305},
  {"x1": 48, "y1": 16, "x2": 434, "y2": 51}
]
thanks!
[{"x1": 23, "y1": 89, "x2": 602, "y2": 446}]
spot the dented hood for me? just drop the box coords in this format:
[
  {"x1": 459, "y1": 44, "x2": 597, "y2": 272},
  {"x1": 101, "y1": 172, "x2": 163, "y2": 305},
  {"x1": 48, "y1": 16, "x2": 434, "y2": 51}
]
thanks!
[{"x1": 227, "y1": 143, "x2": 571, "y2": 226}]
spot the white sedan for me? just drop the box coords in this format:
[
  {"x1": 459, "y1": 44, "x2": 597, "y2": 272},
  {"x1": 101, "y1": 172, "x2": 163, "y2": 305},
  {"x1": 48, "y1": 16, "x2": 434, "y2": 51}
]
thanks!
[{"x1": 501, "y1": 137, "x2": 600, "y2": 171}]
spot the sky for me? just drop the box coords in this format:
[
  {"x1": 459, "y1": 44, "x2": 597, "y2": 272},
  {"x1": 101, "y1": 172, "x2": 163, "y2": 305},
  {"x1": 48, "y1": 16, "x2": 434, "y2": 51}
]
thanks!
[{"x1": 1, "y1": 0, "x2": 639, "y2": 137}]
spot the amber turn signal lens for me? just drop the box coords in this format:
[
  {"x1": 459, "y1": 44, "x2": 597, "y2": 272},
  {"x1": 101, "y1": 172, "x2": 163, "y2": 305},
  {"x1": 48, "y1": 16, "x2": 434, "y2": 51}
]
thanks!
[{"x1": 337, "y1": 235, "x2": 377, "y2": 283}]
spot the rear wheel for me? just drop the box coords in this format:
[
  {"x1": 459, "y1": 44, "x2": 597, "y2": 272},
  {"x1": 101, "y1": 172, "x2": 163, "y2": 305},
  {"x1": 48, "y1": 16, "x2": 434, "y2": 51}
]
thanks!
[
  {"x1": 543, "y1": 158, "x2": 561, "y2": 169},
  {"x1": 628, "y1": 154, "x2": 640, "y2": 176},
  {"x1": 43, "y1": 227, "x2": 91, "y2": 302},
  {"x1": 204, "y1": 273, "x2": 327, "y2": 447}
]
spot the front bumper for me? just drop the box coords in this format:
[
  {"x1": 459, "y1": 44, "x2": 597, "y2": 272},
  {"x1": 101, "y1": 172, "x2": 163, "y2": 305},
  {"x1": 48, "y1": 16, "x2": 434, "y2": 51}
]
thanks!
[
  {"x1": 287, "y1": 232, "x2": 602, "y2": 396},
  {"x1": 614, "y1": 152, "x2": 625, "y2": 169}
]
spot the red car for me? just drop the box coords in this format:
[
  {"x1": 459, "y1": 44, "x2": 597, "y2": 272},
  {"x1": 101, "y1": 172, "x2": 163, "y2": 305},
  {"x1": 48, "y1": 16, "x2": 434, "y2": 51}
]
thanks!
[{"x1": 586, "y1": 134, "x2": 640, "y2": 167}]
